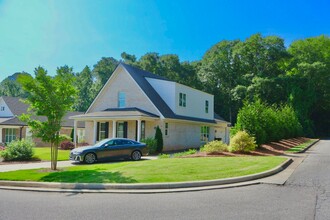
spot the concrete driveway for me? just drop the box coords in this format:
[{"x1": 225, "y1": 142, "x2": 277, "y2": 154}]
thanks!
[{"x1": 0, "y1": 156, "x2": 157, "y2": 172}]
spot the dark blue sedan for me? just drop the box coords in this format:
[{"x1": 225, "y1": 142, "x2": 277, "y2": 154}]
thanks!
[{"x1": 70, "y1": 138, "x2": 148, "y2": 164}]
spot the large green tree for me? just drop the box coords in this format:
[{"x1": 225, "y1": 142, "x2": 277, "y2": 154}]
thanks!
[
  {"x1": 0, "y1": 72, "x2": 30, "y2": 97},
  {"x1": 18, "y1": 67, "x2": 77, "y2": 170},
  {"x1": 91, "y1": 57, "x2": 119, "y2": 100},
  {"x1": 199, "y1": 40, "x2": 242, "y2": 123},
  {"x1": 92, "y1": 57, "x2": 119, "y2": 86},
  {"x1": 286, "y1": 35, "x2": 330, "y2": 136},
  {"x1": 74, "y1": 66, "x2": 94, "y2": 111}
]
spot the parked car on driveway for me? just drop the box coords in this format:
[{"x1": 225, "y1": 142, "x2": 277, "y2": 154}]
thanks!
[{"x1": 70, "y1": 138, "x2": 148, "y2": 164}]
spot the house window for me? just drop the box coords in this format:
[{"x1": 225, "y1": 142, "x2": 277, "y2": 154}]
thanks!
[
  {"x1": 141, "y1": 121, "x2": 146, "y2": 140},
  {"x1": 5, "y1": 128, "x2": 17, "y2": 143},
  {"x1": 0, "y1": 106, "x2": 4, "y2": 111},
  {"x1": 165, "y1": 123, "x2": 169, "y2": 136},
  {"x1": 205, "y1": 100, "x2": 209, "y2": 113},
  {"x1": 118, "y1": 92, "x2": 126, "y2": 108},
  {"x1": 179, "y1": 93, "x2": 186, "y2": 107},
  {"x1": 200, "y1": 126, "x2": 209, "y2": 142},
  {"x1": 117, "y1": 122, "x2": 125, "y2": 138},
  {"x1": 99, "y1": 122, "x2": 107, "y2": 140}
]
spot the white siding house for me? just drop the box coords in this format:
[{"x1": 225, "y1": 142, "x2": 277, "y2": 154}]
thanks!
[{"x1": 71, "y1": 63, "x2": 230, "y2": 151}]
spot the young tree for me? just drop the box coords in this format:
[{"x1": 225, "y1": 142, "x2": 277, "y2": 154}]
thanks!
[{"x1": 18, "y1": 67, "x2": 77, "y2": 170}]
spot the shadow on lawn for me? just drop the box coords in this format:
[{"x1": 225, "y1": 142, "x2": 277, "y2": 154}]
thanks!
[{"x1": 40, "y1": 170, "x2": 138, "y2": 183}]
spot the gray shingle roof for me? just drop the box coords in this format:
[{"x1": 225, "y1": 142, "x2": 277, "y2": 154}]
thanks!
[
  {"x1": 121, "y1": 63, "x2": 225, "y2": 124},
  {"x1": 2, "y1": 96, "x2": 29, "y2": 116},
  {"x1": 0, "y1": 96, "x2": 85, "y2": 128},
  {"x1": 71, "y1": 107, "x2": 160, "y2": 120}
]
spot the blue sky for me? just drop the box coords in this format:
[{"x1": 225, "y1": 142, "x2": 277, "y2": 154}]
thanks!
[{"x1": 0, "y1": 0, "x2": 329, "y2": 81}]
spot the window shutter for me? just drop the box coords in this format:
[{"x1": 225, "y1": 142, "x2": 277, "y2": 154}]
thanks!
[
  {"x1": 96, "y1": 122, "x2": 100, "y2": 141},
  {"x1": 105, "y1": 122, "x2": 109, "y2": 138},
  {"x1": 123, "y1": 122, "x2": 128, "y2": 138}
]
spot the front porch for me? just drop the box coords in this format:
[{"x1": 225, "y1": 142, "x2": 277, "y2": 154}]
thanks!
[
  {"x1": 71, "y1": 108, "x2": 160, "y2": 146},
  {"x1": 0, "y1": 125, "x2": 30, "y2": 145}
]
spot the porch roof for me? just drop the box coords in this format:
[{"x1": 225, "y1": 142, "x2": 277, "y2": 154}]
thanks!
[{"x1": 70, "y1": 107, "x2": 160, "y2": 120}]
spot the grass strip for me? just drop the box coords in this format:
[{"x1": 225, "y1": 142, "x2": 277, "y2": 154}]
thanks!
[
  {"x1": 285, "y1": 139, "x2": 317, "y2": 153},
  {"x1": 0, "y1": 156, "x2": 286, "y2": 183},
  {"x1": 33, "y1": 147, "x2": 70, "y2": 161}
]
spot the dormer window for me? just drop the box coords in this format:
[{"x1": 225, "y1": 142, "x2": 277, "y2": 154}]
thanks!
[
  {"x1": 205, "y1": 100, "x2": 209, "y2": 113},
  {"x1": 179, "y1": 93, "x2": 186, "y2": 107},
  {"x1": 118, "y1": 92, "x2": 126, "y2": 108},
  {"x1": 0, "y1": 106, "x2": 4, "y2": 111}
]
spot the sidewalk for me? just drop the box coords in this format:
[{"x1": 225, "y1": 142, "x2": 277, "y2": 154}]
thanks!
[{"x1": 0, "y1": 156, "x2": 158, "y2": 172}]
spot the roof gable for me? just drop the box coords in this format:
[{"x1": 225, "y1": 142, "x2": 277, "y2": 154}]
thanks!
[
  {"x1": 0, "y1": 96, "x2": 84, "y2": 127},
  {"x1": 86, "y1": 63, "x2": 227, "y2": 124},
  {"x1": 1, "y1": 96, "x2": 28, "y2": 117},
  {"x1": 120, "y1": 63, "x2": 175, "y2": 118},
  {"x1": 86, "y1": 64, "x2": 161, "y2": 116}
]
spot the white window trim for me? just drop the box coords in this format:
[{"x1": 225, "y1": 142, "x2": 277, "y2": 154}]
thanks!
[
  {"x1": 99, "y1": 122, "x2": 106, "y2": 140},
  {"x1": 179, "y1": 93, "x2": 186, "y2": 107},
  {"x1": 118, "y1": 92, "x2": 126, "y2": 108}
]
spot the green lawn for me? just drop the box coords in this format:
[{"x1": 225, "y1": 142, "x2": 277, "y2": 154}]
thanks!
[
  {"x1": 33, "y1": 147, "x2": 70, "y2": 161},
  {"x1": 285, "y1": 139, "x2": 317, "y2": 153},
  {"x1": 0, "y1": 156, "x2": 286, "y2": 183}
]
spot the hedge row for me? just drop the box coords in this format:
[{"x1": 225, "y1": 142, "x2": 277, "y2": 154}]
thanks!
[{"x1": 232, "y1": 100, "x2": 303, "y2": 145}]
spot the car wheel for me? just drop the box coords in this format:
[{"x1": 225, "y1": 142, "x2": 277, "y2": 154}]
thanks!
[
  {"x1": 131, "y1": 150, "x2": 142, "y2": 161},
  {"x1": 84, "y1": 153, "x2": 96, "y2": 164}
]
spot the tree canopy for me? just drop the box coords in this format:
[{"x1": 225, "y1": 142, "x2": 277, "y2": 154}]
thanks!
[
  {"x1": 18, "y1": 67, "x2": 77, "y2": 170},
  {"x1": 2, "y1": 33, "x2": 329, "y2": 136}
]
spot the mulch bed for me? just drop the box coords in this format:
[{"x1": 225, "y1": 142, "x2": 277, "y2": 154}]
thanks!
[
  {"x1": 184, "y1": 137, "x2": 313, "y2": 158},
  {"x1": 0, "y1": 158, "x2": 41, "y2": 165}
]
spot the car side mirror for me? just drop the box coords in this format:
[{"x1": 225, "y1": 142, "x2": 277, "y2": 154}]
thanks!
[{"x1": 104, "y1": 144, "x2": 109, "y2": 148}]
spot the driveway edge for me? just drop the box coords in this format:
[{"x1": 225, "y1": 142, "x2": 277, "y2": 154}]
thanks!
[{"x1": 0, "y1": 158, "x2": 292, "y2": 192}]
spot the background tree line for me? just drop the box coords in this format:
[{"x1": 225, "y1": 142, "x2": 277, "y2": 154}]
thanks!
[{"x1": 1, "y1": 34, "x2": 329, "y2": 137}]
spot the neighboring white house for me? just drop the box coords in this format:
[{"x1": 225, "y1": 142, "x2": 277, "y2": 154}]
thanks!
[
  {"x1": 0, "y1": 96, "x2": 85, "y2": 146},
  {"x1": 71, "y1": 63, "x2": 230, "y2": 151}
]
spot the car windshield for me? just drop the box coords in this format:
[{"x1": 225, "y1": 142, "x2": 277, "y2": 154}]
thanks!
[{"x1": 94, "y1": 139, "x2": 111, "y2": 147}]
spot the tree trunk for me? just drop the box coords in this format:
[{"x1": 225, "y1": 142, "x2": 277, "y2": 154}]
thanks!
[{"x1": 50, "y1": 142, "x2": 55, "y2": 170}]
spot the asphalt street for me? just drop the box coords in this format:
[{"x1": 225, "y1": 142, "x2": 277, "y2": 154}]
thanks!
[{"x1": 0, "y1": 140, "x2": 329, "y2": 220}]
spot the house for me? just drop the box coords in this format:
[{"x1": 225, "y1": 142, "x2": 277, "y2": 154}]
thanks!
[
  {"x1": 71, "y1": 63, "x2": 230, "y2": 151},
  {"x1": 0, "y1": 96, "x2": 85, "y2": 146}
]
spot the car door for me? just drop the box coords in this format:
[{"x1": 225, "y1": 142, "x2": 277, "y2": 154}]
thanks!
[
  {"x1": 120, "y1": 140, "x2": 135, "y2": 157},
  {"x1": 98, "y1": 140, "x2": 122, "y2": 160}
]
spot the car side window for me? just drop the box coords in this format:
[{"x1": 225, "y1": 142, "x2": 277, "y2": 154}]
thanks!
[
  {"x1": 121, "y1": 140, "x2": 132, "y2": 145},
  {"x1": 106, "y1": 140, "x2": 114, "y2": 146},
  {"x1": 114, "y1": 140, "x2": 123, "y2": 145}
]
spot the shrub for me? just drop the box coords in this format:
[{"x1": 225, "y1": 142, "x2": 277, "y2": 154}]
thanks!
[
  {"x1": 200, "y1": 141, "x2": 229, "y2": 154},
  {"x1": 141, "y1": 137, "x2": 157, "y2": 154},
  {"x1": 0, "y1": 139, "x2": 35, "y2": 161},
  {"x1": 158, "y1": 153, "x2": 170, "y2": 159},
  {"x1": 154, "y1": 126, "x2": 164, "y2": 153},
  {"x1": 230, "y1": 131, "x2": 257, "y2": 153},
  {"x1": 60, "y1": 141, "x2": 75, "y2": 150},
  {"x1": 172, "y1": 149, "x2": 197, "y2": 157},
  {"x1": 0, "y1": 146, "x2": 5, "y2": 151}
]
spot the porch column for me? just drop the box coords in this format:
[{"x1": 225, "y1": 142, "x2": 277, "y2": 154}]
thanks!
[
  {"x1": 112, "y1": 120, "x2": 117, "y2": 138},
  {"x1": 0, "y1": 127, "x2": 3, "y2": 143},
  {"x1": 137, "y1": 119, "x2": 141, "y2": 142},
  {"x1": 73, "y1": 120, "x2": 77, "y2": 148},
  {"x1": 93, "y1": 120, "x2": 97, "y2": 144}
]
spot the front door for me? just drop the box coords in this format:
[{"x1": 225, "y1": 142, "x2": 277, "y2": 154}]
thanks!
[{"x1": 117, "y1": 122, "x2": 127, "y2": 138}]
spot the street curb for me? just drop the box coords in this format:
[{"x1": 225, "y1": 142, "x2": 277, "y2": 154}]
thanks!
[
  {"x1": 0, "y1": 158, "x2": 292, "y2": 193},
  {"x1": 298, "y1": 139, "x2": 320, "y2": 153}
]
